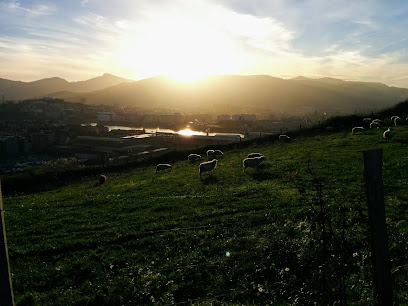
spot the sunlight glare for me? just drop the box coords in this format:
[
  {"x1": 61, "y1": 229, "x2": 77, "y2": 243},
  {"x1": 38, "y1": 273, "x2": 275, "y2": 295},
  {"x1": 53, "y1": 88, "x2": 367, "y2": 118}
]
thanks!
[
  {"x1": 178, "y1": 128, "x2": 206, "y2": 136},
  {"x1": 119, "y1": 14, "x2": 244, "y2": 82}
]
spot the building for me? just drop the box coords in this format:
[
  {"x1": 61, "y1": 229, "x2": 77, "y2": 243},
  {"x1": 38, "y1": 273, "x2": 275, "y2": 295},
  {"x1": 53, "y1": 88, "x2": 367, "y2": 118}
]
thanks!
[
  {"x1": 97, "y1": 112, "x2": 116, "y2": 122},
  {"x1": 232, "y1": 114, "x2": 257, "y2": 121},
  {"x1": 0, "y1": 136, "x2": 30, "y2": 155}
]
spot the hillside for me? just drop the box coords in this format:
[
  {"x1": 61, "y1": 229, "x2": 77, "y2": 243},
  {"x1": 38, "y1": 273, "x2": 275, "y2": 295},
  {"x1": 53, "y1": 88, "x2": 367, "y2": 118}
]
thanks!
[
  {"x1": 2, "y1": 110, "x2": 408, "y2": 304},
  {"x1": 49, "y1": 75, "x2": 408, "y2": 114},
  {"x1": 0, "y1": 73, "x2": 134, "y2": 100}
]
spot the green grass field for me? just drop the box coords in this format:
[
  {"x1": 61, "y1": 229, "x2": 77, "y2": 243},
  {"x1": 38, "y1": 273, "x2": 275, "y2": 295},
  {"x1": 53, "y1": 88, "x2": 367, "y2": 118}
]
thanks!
[{"x1": 3, "y1": 122, "x2": 408, "y2": 305}]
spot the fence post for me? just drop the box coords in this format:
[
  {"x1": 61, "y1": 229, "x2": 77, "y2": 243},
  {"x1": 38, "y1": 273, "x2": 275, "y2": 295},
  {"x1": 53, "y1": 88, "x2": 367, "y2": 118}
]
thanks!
[
  {"x1": 0, "y1": 181, "x2": 15, "y2": 306},
  {"x1": 363, "y1": 149, "x2": 393, "y2": 305}
]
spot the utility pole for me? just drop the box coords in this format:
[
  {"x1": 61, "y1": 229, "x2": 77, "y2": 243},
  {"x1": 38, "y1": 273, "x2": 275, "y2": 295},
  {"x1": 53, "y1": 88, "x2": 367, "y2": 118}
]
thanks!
[{"x1": 0, "y1": 181, "x2": 15, "y2": 306}]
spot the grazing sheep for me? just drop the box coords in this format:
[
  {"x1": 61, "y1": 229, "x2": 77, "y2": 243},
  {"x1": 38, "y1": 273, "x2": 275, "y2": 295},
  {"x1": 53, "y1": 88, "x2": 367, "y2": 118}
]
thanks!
[
  {"x1": 199, "y1": 159, "x2": 217, "y2": 178},
  {"x1": 394, "y1": 116, "x2": 401, "y2": 126},
  {"x1": 279, "y1": 135, "x2": 290, "y2": 141},
  {"x1": 351, "y1": 127, "x2": 364, "y2": 134},
  {"x1": 383, "y1": 127, "x2": 392, "y2": 142},
  {"x1": 213, "y1": 150, "x2": 224, "y2": 158},
  {"x1": 247, "y1": 153, "x2": 264, "y2": 159},
  {"x1": 363, "y1": 118, "x2": 372, "y2": 124},
  {"x1": 243, "y1": 155, "x2": 266, "y2": 173},
  {"x1": 391, "y1": 116, "x2": 399, "y2": 121},
  {"x1": 372, "y1": 119, "x2": 382, "y2": 123},
  {"x1": 370, "y1": 122, "x2": 381, "y2": 129},
  {"x1": 326, "y1": 126, "x2": 334, "y2": 132},
  {"x1": 206, "y1": 149, "x2": 215, "y2": 160},
  {"x1": 188, "y1": 153, "x2": 201, "y2": 163},
  {"x1": 99, "y1": 175, "x2": 107, "y2": 184},
  {"x1": 155, "y1": 164, "x2": 172, "y2": 173}
]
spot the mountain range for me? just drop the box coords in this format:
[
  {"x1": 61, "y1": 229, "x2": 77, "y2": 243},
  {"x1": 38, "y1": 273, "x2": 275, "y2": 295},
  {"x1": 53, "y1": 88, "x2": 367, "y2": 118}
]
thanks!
[
  {"x1": 1, "y1": 73, "x2": 408, "y2": 114},
  {"x1": 0, "y1": 73, "x2": 133, "y2": 101}
]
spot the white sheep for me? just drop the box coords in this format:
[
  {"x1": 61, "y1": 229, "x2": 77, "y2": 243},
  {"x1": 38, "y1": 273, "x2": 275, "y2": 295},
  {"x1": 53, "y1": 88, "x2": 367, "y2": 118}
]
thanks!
[
  {"x1": 363, "y1": 118, "x2": 372, "y2": 124},
  {"x1": 206, "y1": 150, "x2": 215, "y2": 160},
  {"x1": 247, "y1": 153, "x2": 264, "y2": 159},
  {"x1": 213, "y1": 150, "x2": 224, "y2": 158},
  {"x1": 188, "y1": 154, "x2": 201, "y2": 163},
  {"x1": 243, "y1": 156, "x2": 266, "y2": 173},
  {"x1": 279, "y1": 135, "x2": 290, "y2": 141},
  {"x1": 155, "y1": 164, "x2": 172, "y2": 173},
  {"x1": 199, "y1": 159, "x2": 217, "y2": 178},
  {"x1": 351, "y1": 127, "x2": 364, "y2": 134},
  {"x1": 370, "y1": 122, "x2": 381, "y2": 129},
  {"x1": 393, "y1": 116, "x2": 401, "y2": 126},
  {"x1": 383, "y1": 127, "x2": 392, "y2": 142},
  {"x1": 391, "y1": 116, "x2": 399, "y2": 121},
  {"x1": 372, "y1": 119, "x2": 382, "y2": 123},
  {"x1": 207, "y1": 149, "x2": 224, "y2": 160}
]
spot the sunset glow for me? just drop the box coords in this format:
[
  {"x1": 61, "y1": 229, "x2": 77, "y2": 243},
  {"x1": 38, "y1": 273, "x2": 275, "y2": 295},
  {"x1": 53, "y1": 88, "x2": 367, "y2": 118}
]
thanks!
[
  {"x1": 0, "y1": 1, "x2": 408, "y2": 87},
  {"x1": 118, "y1": 8, "x2": 244, "y2": 82}
]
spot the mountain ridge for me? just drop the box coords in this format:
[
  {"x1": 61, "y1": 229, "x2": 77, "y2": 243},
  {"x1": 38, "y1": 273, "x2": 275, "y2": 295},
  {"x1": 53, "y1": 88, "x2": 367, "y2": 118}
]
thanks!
[
  {"x1": 0, "y1": 73, "x2": 134, "y2": 100},
  {"x1": 1, "y1": 74, "x2": 408, "y2": 114}
]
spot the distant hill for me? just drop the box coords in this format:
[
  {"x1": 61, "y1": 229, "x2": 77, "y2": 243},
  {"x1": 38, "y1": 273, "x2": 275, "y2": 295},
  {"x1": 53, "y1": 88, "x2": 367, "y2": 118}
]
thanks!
[
  {"x1": 0, "y1": 73, "x2": 134, "y2": 101},
  {"x1": 48, "y1": 75, "x2": 408, "y2": 114},
  {"x1": 2, "y1": 74, "x2": 408, "y2": 114}
]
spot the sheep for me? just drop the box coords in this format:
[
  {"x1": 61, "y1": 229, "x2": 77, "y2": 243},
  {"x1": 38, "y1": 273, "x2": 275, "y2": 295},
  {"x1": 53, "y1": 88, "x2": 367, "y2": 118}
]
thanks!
[
  {"x1": 279, "y1": 135, "x2": 290, "y2": 141},
  {"x1": 247, "y1": 153, "x2": 264, "y2": 159},
  {"x1": 206, "y1": 150, "x2": 215, "y2": 160},
  {"x1": 326, "y1": 126, "x2": 334, "y2": 132},
  {"x1": 243, "y1": 155, "x2": 266, "y2": 173},
  {"x1": 188, "y1": 153, "x2": 201, "y2": 163},
  {"x1": 393, "y1": 116, "x2": 401, "y2": 126},
  {"x1": 391, "y1": 116, "x2": 399, "y2": 121},
  {"x1": 199, "y1": 159, "x2": 217, "y2": 178},
  {"x1": 370, "y1": 122, "x2": 381, "y2": 129},
  {"x1": 213, "y1": 150, "x2": 224, "y2": 158},
  {"x1": 99, "y1": 175, "x2": 107, "y2": 184},
  {"x1": 363, "y1": 118, "x2": 372, "y2": 124},
  {"x1": 351, "y1": 127, "x2": 364, "y2": 134},
  {"x1": 155, "y1": 164, "x2": 172, "y2": 173},
  {"x1": 383, "y1": 127, "x2": 392, "y2": 142},
  {"x1": 372, "y1": 119, "x2": 382, "y2": 123}
]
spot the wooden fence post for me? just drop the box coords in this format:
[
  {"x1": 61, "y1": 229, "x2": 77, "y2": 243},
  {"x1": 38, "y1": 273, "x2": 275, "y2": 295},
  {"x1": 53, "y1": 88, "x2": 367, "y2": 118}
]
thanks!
[
  {"x1": 363, "y1": 149, "x2": 393, "y2": 305},
  {"x1": 0, "y1": 181, "x2": 15, "y2": 306}
]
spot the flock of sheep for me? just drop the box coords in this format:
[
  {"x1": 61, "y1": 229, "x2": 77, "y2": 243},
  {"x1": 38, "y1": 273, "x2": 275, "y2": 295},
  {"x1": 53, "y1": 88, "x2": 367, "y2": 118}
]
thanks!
[
  {"x1": 154, "y1": 115, "x2": 404, "y2": 178},
  {"x1": 349, "y1": 115, "x2": 407, "y2": 141},
  {"x1": 155, "y1": 149, "x2": 267, "y2": 178},
  {"x1": 153, "y1": 132, "x2": 295, "y2": 178}
]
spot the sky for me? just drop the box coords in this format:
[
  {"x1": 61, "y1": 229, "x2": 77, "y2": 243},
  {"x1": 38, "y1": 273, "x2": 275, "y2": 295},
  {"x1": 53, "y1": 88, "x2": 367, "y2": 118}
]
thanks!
[{"x1": 1, "y1": 0, "x2": 408, "y2": 87}]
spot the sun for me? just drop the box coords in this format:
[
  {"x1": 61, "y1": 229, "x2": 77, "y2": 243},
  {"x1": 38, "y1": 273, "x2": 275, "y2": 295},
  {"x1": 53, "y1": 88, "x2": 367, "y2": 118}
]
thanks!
[{"x1": 119, "y1": 16, "x2": 243, "y2": 82}]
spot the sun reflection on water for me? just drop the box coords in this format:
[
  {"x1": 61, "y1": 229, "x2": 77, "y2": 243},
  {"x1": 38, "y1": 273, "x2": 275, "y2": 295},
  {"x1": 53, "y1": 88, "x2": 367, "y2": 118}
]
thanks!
[{"x1": 177, "y1": 128, "x2": 206, "y2": 136}]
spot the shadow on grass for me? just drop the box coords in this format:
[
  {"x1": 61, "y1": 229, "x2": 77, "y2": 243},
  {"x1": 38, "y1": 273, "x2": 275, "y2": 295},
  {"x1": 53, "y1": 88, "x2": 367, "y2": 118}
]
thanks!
[
  {"x1": 245, "y1": 164, "x2": 281, "y2": 181},
  {"x1": 248, "y1": 171, "x2": 276, "y2": 181},
  {"x1": 200, "y1": 175, "x2": 219, "y2": 185}
]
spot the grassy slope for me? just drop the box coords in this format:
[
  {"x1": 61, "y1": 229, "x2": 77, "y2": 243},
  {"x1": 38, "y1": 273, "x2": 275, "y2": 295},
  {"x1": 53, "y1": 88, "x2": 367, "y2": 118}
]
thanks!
[{"x1": 3, "y1": 124, "x2": 408, "y2": 305}]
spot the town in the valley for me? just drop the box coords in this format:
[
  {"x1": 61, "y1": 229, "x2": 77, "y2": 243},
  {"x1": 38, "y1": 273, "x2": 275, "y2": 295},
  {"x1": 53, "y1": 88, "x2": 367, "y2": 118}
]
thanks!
[{"x1": 0, "y1": 98, "x2": 322, "y2": 173}]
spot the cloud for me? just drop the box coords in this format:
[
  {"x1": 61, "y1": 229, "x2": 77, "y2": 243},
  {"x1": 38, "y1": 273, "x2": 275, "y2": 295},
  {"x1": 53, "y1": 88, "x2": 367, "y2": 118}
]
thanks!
[{"x1": 0, "y1": 0, "x2": 56, "y2": 16}]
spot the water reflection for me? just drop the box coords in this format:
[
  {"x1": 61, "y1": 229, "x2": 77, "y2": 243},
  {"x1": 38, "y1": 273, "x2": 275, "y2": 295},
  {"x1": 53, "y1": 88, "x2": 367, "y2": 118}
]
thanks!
[{"x1": 177, "y1": 128, "x2": 206, "y2": 136}]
